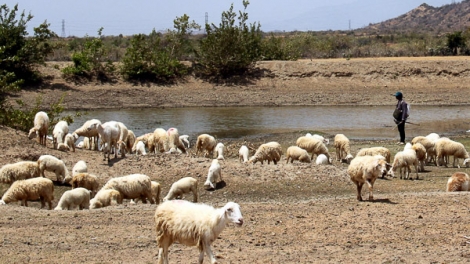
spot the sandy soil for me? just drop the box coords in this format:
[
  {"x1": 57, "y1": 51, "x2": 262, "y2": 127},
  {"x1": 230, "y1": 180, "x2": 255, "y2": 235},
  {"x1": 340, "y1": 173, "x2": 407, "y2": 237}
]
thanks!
[{"x1": 1, "y1": 57, "x2": 470, "y2": 263}]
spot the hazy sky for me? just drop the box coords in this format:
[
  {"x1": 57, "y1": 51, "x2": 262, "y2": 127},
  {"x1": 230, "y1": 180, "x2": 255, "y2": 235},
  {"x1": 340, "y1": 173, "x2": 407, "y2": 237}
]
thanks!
[{"x1": 3, "y1": 0, "x2": 457, "y2": 37}]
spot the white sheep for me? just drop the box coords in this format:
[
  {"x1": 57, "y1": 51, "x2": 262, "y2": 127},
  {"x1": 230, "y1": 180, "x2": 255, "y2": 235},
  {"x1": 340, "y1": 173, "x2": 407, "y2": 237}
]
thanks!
[
  {"x1": 239, "y1": 145, "x2": 249, "y2": 163},
  {"x1": 132, "y1": 133, "x2": 153, "y2": 153},
  {"x1": 163, "y1": 177, "x2": 198, "y2": 203},
  {"x1": 75, "y1": 137, "x2": 90, "y2": 150},
  {"x1": 37, "y1": 154, "x2": 70, "y2": 182},
  {"x1": 296, "y1": 136, "x2": 330, "y2": 162},
  {"x1": 0, "y1": 177, "x2": 54, "y2": 209},
  {"x1": 285, "y1": 146, "x2": 311, "y2": 164},
  {"x1": 90, "y1": 189, "x2": 122, "y2": 209},
  {"x1": 72, "y1": 119, "x2": 101, "y2": 150},
  {"x1": 0, "y1": 161, "x2": 40, "y2": 184},
  {"x1": 214, "y1": 142, "x2": 225, "y2": 160},
  {"x1": 334, "y1": 134, "x2": 354, "y2": 163},
  {"x1": 355, "y1": 146, "x2": 391, "y2": 163},
  {"x1": 135, "y1": 141, "x2": 147, "y2": 156},
  {"x1": 248, "y1": 141, "x2": 283, "y2": 165},
  {"x1": 435, "y1": 138, "x2": 470, "y2": 168},
  {"x1": 28, "y1": 111, "x2": 49, "y2": 146},
  {"x1": 151, "y1": 128, "x2": 168, "y2": 153},
  {"x1": 180, "y1": 135, "x2": 190, "y2": 148},
  {"x1": 196, "y1": 134, "x2": 217, "y2": 158},
  {"x1": 154, "y1": 200, "x2": 243, "y2": 264},
  {"x1": 116, "y1": 121, "x2": 129, "y2": 157},
  {"x1": 204, "y1": 159, "x2": 222, "y2": 190},
  {"x1": 88, "y1": 121, "x2": 121, "y2": 162},
  {"x1": 348, "y1": 155, "x2": 389, "y2": 201},
  {"x1": 306, "y1": 133, "x2": 330, "y2": 145},
  {"x1": 389, "y1": 149, "x2": 419, "y2": 180},
  {"x1": 72, "y1": 160, "x2": 88, "y2": 177},
  {"x1": 71, "y1": 173, "x2": 99, "y2": 198},
  {"x1": 52, "y1": 120, "x2": 69, "y2": 149},
  {"x1": 64, "y1": 133, "x2": 75, "y2": 152},
  {"x1": 131, "y1": 181, "x2": 161, "y2": 204},
  {"x1": 166, "y1": 128, "x2": 186, "y2": 153},
  {"x1": 446, "y1": 172, "x2": 470, "y2": 192},
  {"x1": 54, "y1": 187, "x2": 91, "y2": 210},
  {"x1": 100, "y1": 174, "x2": 154, "y2": 203},
  {"x1": 315, "y1": 154, "x2": 330, "y2": 165}
]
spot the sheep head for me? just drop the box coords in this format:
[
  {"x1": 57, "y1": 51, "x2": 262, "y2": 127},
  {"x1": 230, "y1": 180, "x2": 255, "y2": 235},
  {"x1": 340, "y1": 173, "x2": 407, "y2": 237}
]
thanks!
[
  {"x1": 464, "y1": 158, "x2": 470, "y2": 168},
  {"x1": 28, "y1": 128, "x2": 37, "y2": 139},
  {"x1": 221, "y1": 202, "x2": 244, "y2": 226}
]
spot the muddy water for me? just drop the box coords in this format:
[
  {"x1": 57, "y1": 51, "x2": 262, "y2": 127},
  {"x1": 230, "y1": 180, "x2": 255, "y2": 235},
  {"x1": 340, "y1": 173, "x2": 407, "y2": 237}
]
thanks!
[{"x1": 67, "y1": 105, "x2": 470, "y2": 141}]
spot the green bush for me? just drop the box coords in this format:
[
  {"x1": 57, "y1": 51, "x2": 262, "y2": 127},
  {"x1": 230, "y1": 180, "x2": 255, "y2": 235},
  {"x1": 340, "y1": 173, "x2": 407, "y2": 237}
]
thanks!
[{"x1": 261, "y1": 34, "x2": 301, "y2": 61}]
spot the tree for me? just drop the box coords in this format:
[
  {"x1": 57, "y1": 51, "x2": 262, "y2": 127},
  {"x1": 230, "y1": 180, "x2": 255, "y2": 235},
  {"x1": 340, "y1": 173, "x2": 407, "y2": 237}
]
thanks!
[{"x1": 446, "y1": 31, "x2": 466, "y2": 55}]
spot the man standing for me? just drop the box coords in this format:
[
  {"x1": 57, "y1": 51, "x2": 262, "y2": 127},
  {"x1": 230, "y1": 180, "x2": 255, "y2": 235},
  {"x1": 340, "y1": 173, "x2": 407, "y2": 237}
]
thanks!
[{"x1": 392, "y1": 91, "x2": 408, "y2": 145}]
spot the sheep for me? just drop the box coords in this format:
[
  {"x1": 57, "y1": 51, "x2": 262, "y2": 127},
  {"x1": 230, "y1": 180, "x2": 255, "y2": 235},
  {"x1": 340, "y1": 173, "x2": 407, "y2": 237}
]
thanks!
[
  {"x1": 180, "y1": 135, "x2": 190, "y2": 148},
  {"x1": 435, "y1": 138, "x2": 470, "y2": 168},
  {"x1": 196, "y1": 134, "x2": 217, "y2": 158},
  {"x1": 0, "y1": 161, "x2": 40, "y2": 184},
  {"x1": 72, "y1": 119, "x2": 101, "y2": 150},
  {"x1": 334, "y1": 134, "x2": 354, "y2": 163},
  {"x1": 306, "y1": 133, "x2": 330, "y2": 145},
  {"x1": 89, "y1": 189, "x2": 122, "y2": 209},
  {"x1": 296, "y1": 136, "x2": 330, "y2": 162},
  {"x1": 116, "y1": 122, "x2": 129, "y2": 157},
  {"x1": 239, "y1": 145, "x2": 249, "y2": 163},
  {"x1": 64, "y1": 133, "x2": 76, "y2": 152},
  {"x1": 214, "y1": 142, "x2": 225, "y2": 160},
  {"x1": 37, "y1": 154, "x2": 69, "y2": 182},
  {"x1": 389, "y1": 149, "x2": 419, "y2": 180},
  {"x1": 204, "y1": 159, "x2": 222, "y2": 190},
  {"x1": 0, "y1": 177, "x2": 54, "y2": 209},
  {"x1": 57, "y1": 143, "x2": 70, "y2": 151},
  {"x1": 166, "y1": 128, "x2": 186, "y2": 154},
  {"x1": 411, "y1": 142, "x2": 427, "y2": 172},
  {"x1": 248, "y1": 141, "x2": 283, "y2": 165},
  {"x1": 100, "y1": 174, "x2": 154, "y2": 203},
  {"x1": 126, "y1": 130, "x2": 136, "y2": 154},
  {"x1": 52, "y1": 120, "x2": 69, "y2": 149},
  {"x1": 88, "y1": 121, "x2": 121, "y2": 162},
  {"x1": 28, "y1": 111, "x2": 49, "y2": 146},
  {"x1": 151, "y1": 128, "x2": 168, "y2": 153},
  {"x1": 315, "y1": 154, "x2": 330, "y2": 165},
  {"x1": 71, "y1": 173, "x2": 99, "y2": 198},
  {"x1": 411, "y1": 136, "x2": 436, "y2": 165},
  {"x1": 72, "y1": 160, "x2": 87, "y2": 177},
  {"x1": 76, "y1": 137, "x2": 90, "y2": 150},
  {"x1": 446, "y1": 172, "x2": 470, "y2": 192},
  {"x1": 355, "y1": 147, "x2": 391, "y2": 163},
  {"x1": 426, "y1": 132, "x2": 440, "y2": 142},
  {"x1": 54, "y1": 187, "x2": 91, "y2": 210},
  {"x1": 131, "y1": 181, "x2": 161, "y2": 205},
  {"x1": 134, "y1": 141, "x2": 147, "y2": 156},
  {"x1": 285, "y1": 146, "x2": 311, "y2": 164},
  {"x1": 163, "y1": 177, "x2": 198, "y2": 203},
  {"x1": 154, "y1": 200, "x2": 243, "y2": 264},
  {"x1": 348, "y1": 155, "x2": 389, "y2": 201}
]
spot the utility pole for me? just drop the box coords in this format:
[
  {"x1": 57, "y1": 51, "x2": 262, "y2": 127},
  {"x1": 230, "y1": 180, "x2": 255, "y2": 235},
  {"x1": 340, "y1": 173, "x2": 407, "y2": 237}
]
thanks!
[
  {"x1": 61, "y1": 19, "x2": 66, "y2": 38},
  {"x1": 204, "y1": 12, "x2": 208, "y2": 34}
]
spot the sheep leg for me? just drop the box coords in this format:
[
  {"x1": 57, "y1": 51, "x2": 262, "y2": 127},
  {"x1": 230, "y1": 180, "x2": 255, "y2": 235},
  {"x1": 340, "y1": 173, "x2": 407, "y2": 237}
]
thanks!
[
  {"x1": 365, "y1": 179, "x2": 374, "y2": 201},
  {"x1": 201, "y1": 242, "x2": 216, "y2": 264},
  {"x1": 356, "y1": 182, "x2": 363, "y2": 201}
]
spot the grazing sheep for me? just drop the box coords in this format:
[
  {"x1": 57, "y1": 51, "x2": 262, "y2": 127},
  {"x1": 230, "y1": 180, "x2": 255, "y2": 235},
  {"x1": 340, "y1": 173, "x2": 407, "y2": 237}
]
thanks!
[
  {"x1": 88, "y1": 121, "x2": 121, "y2": 162},
  {"x1": 154, "y1": 200, "x2": 243, "y2": 264},
  {"x1": 132, "y1": 133, "x2": 152, "y2": 153},
  {"x1": 446, "y1": 172, "x2": 470, "y2": 192},
  {"x1": 71, "y1": 173, "x2": 99, "y2": 198},
  {"x1": 28, "y1": 111, "x2": 50, "y2": 146},
  {"x1": 132, "y1": 181, "x2": 161, "y2": 204},
  {"x1": 0, "y1": 161, "x2": 40, "y2": 184},
  {"x1": 89, "y1": 189, "x2": 122, "y2": 209},
  {"x1": 57, "y1": 143, "x2": 70, "y2": 151},
  {"x1": 285, "y1": 146, "x2": 311, "y2": 164},
  {"x1": 150, "y1": 128, "x2": 168, "y2": 153},
  {"x1": 248, "y1": 141, "x2": 283, "y2": 165},
  {"x1": 296, "y1": 136, "x2": 330, "y2": 162},
  {"x1": 100, "y1": 174, "x2": 154, "y2": 203},
  {"x1": 54, "y1": 187, "x2": 91, "y2": 210},
  {"x1": 76, "y1": 137, "x2": 90, "y2": 150},
  {"x1": 204, "y1": 159, "x2": 222, "y2": 190},
  {"x1": 163, "y1": 177, "x2": 198, "y2": 203},
  {"x1": 389, "y1": 149, "x2": 419, "y2": 180},
  {"x1": 195, "y1": 134, "x2": 217, "y2": 158},
  {"x1": 61, "y1": 133, "x2": 75, "y2": 152},
  {"x1": 355, "y1": 147, "x2": 391, "y2": 163},
  {"x1": 315, "y1": 154, "x2": 330, "y2": 165},
  {"x1": 126, "y1": 130, "x2": 136, "y2": 154},
  {"x1": 37, "y1": 154, "x2": 69, "y2": 182},
  {"x1": 72, "y1": 160, "x2": 88, "y2": 177},
  {"x1": 134, "y1": 141, "x2": 147, "y2": 156},
  {"x1": 348, "y1": 155, "x2": 389, "y2": 201},
  {"x1": 411, "y1": 142, "x2": 427, "y2": 172},
  {"x1": 116, "y1": 122, "x2": 129, "y2": 157},
  {"x1": 180, "y1": 135, "x2": 190, "y2": 148},
  {"x1": 214, "y1": 142, "x2": 225, "y2": 160},
  {"x1": 435, "y1": 138, "x2": 470, "y2": 168},
  {"x1": 334, "y1": 134, "x2": 354, "y2": 163},
  {"x1": 411, "y1": 136, "x2": 437, "y2": 165},
  {"x1": 239, "y1": 145, "x2": 249, "y2": 163},
  {"x1": 73, "y1": 119, "x2": 101, "y2": 150},
  {"x1": 0, "y1": 177, "x2": 54, "y2": 209},
  {"x1": 52, "y1": 120, "x2": 69, "y2": 149},
  {"x1": 306, "y1": 133, "x2": 330, "y2": 145},
  {"x1": 166, "y1": 128, "x2": 186, "y2": 154}
]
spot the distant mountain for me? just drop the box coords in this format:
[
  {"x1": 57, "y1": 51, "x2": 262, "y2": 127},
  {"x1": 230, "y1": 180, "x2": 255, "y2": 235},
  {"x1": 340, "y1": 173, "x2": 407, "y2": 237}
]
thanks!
[{"x1": 362, "y1": 1, "x2": 470, "y2": 34}]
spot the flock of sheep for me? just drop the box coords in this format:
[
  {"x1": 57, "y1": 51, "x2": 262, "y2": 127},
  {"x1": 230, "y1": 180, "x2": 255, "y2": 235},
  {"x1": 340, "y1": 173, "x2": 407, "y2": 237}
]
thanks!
[{"x1": 3, "y1": 110, "x2": 470, "y2": 263}]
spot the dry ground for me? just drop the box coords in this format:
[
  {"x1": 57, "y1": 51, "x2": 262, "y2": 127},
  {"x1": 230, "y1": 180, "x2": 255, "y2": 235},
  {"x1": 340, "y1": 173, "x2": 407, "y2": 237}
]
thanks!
[{"x1": 1, "y1": 57, "x2": 470, "y2": 263}]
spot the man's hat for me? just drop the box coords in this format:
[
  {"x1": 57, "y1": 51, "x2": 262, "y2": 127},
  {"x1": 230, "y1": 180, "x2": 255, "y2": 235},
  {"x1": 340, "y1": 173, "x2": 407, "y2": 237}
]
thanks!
[{"x1": 392, "y1": 91, "x2": 403, "y2": 97}]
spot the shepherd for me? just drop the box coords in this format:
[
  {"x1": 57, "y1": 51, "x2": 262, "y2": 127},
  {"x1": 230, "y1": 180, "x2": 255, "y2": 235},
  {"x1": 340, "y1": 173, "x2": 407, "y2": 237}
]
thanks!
[{"x1": 392, "y1": 91, "x2": 409, "y2": 145}]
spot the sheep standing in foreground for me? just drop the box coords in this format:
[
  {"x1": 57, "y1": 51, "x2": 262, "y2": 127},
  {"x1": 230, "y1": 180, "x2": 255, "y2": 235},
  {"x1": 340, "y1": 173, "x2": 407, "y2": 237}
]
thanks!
[
  {"x1": 204, "y1": 159, "x2": 222, "y2": 190},
  {"x1": 446, "y1": 172, "x2": 470, "y2": 192},
  {"x1": 52, "y1": 120, "x2": 69, "y2": 149},
  {"x1": 239, "y1": 145, "x2": 249, "y2": 163},
  {"x1": 195, "y1": 134, "x2": 217, "y2": 158},
  {"x1": 100, "y1": 174, "x2": 154, "y2": 204},
  {"x1": 37, "y1": 154, "x2": 69, "y2": 182},
  {"x1": 89, "y1": 189, "x2": 122, "y2": 209},
  {"x1": 296, "y1": 136, "x2": 330, "y2": 162},
  {"x1": 71, "y1": 173, "x2": 99, "y2": 198},
  {"x1": 248, "y1": 141, "x2": 283, "y2": 165},
  {"x1": 315, "y1": 154, "x2": 330, "y2": 165},
  {"x1": 154, "y1": 200, "x2": 243, "y2": 264},
  {"x1": 435, "y1": 138, "x2": 470, "y2": 168},
  {"x1": 88, "y1": 121, "x2": 121, "y2": 162},
  {"x1": 285, "y1": 146, "x2": 311, "y2": 164},
  {"x1": 163, "y1": 177, "x2": 198, "y2": 202},
  {"x1": 334, "y1": 134, "x2": 354, "y2": 163},
  {"x1": 389, "y1": 149, "x2": 419, "y2": 180},
  {"x1": 72, "y1": 119, "x2": 101, "y2": 150},
  {"x1": 214, "y1": 142, "x2": 225, "y2": 160},
  {"x1": 348, "y1": 155, "x2": 389, "y2": 201},
  {"x1": 355, "y1": 146, "x2": 391, "y2": 163},
  {"x1": 0, "y1": 177, "x2": 54, "y2": 209},
  {"x1": 0, "y1": 161, "x2": 40, "y2": 184},
  {"x1": 54, "y1": 187, "x2": 91, "y2": 210},
  {"x1": 28, "y1": 111, "x2": 49, "y2": 146}
]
